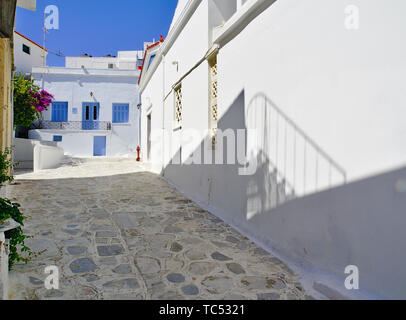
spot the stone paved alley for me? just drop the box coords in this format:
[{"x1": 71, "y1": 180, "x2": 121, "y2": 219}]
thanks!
[{"x1": 5, "y1": 158, "x2": 311, "y2": 300}]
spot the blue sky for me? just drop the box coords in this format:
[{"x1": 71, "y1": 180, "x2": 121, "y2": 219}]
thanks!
[{"x1": 15, "y1": 0, "x2": 178, "y2": 66}]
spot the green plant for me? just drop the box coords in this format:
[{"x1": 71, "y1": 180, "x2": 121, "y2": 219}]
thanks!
[
  {"x1": 0, "y1": 147, "x2": 13, "y2": 185},
  {"x1": 0, "y1": 198, "x2": 33, "y2": 269},
  {"x1": 13, "y1": 75, "x2": 40, "y2": 128},
  {"x1": 13, "y1": 74, "x2": 53, "y2": 128},
  {"x1": 0, "y1": 147, "x2": 32, "y2": 269}
]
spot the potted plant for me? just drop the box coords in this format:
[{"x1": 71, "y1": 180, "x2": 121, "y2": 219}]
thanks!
[{"x1": 0, "y1": 148, "x2": 33, "y2": 269}]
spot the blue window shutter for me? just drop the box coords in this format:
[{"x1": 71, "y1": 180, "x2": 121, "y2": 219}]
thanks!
[
  {"x1": 52, "y1": 102, "x2": 68, "y2": 122},
  {"x1": 112, "y1": 104, "x2": 129, "y2": 123}
]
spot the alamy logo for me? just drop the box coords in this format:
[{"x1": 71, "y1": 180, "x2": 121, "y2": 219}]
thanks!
[
  {"x1": 44, "y1": 266, "x2": 59, "y2": 290},
  {"x1": 149, "y1": 128, "x2": 259, "y2": 176},
  {"x1": 344, "y1": 5, "x2": 360, "y2": 30},
  {"x1": 44, "y1": 5, "x2": 59, "y2": 30},
  {"x1": 344, "y1": 265, "x2": 359, "y2": 290}
]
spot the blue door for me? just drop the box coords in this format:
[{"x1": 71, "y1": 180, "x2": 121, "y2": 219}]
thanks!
[
  {"x1": 93, "y1": 136, "x2": 106, "y2": 156},
  {"x1": 82, "y1": 102, "x2": 100, "y2": 130}
]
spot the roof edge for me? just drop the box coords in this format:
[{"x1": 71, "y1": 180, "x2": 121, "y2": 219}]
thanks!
[
  {"x1": 14, "y1": 30, "x2": 48, "y2": 52},
  {"x1": 139, "y1": 0, "x2": 202, "y2": 93}
]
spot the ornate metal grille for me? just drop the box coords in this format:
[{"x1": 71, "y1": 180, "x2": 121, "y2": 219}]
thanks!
[
  {"x1": 210, "y1": 62, "x2": 218, "y2": 122},
  {"x1": 209, "y1": 56, "x2": 218, "y2": 147},
  {"x1": 40, "y1": 121, "x2": 112, "y2": 131},
  {"x1": 174, "y1": 85, "x2": 182, "y2": 124}
]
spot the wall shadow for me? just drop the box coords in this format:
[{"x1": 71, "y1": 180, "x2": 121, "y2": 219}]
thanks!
[{"x1": 163, "y1": 89, "x2": 293, "y2": 221}]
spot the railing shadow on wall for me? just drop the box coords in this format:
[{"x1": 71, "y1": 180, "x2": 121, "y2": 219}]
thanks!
[
  {"x1": 161, "y1": 90, "x2": 346, "y2": 216},
  {"x1": 246, "y1": 93, "x2": 347, "y2": 198}
]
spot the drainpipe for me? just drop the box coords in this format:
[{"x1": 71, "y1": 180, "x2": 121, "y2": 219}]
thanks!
[
  {"x1": 137, "y1": 100, "x2": 142, "y2": 160},
  {"x1": 162, "y1": 54, "x2": 166, "y2": 174}
]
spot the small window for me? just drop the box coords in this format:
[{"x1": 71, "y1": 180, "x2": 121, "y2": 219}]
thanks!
[
  {"x1": 53, "y1": 136, "x2": 63, "y2": 142},
  {"x1": 112, "y1": 104, "x2": 129, "y2": 123},
  {"x1": 108, "y1": 63, "x2": 114, "y2": 69},
  {"x1": 22, "y1": 44, "x2": 30, "y2": 55},
  {"x1": 148, "y1": 55, "x2": 156, "y2": 69},
  {"x1": 93, "y1": 106, "x2": 98, "y2": 120},
  {"x1": 85, "y1": 106, "x2": 90, "y2": 120}
]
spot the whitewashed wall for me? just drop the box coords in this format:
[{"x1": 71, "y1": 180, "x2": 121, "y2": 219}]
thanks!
[
  {"x1": 66, "y1": 50, "x2": 143, "y2": 70},
  {"x1": 29, "y1": 129, "x2": 132, "y2": 158},
  {"x1": 13, "y1": 32, "x2": 47, "y2": 75},
  {"x1": 140, "y1": 0, "x2": 406, "y2": 299},
  {"x1": 218, "y1": 0, "x2": 406, "y2": 183}
]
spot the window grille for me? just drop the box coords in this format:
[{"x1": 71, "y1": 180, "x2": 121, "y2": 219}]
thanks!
[
  {"x1": 174, "y1": 85, "x2": 182, "y2": 125},
  {"x1": 209, "y1": 55, "x2": 218, "y2": 146}
]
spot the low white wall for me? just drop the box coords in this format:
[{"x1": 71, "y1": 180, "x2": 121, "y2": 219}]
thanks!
[
  {"x1": 33, "y1": 143, "x2": 65, "y2": 172},
  {"x1": 13, "y1": 138, "x2": 61, "y2": 170},
  {"x1": 29, "y1": 129, "x2": 134, "y2": 158},
  {"x1": 13, "y1": 138, "x2": 35, "y2": 169}
]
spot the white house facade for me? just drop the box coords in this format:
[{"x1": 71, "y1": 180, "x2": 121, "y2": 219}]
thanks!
[
  {"x1": 14, "y1": 31, "x2": 47, "y2": 75},
  {"x1": 30, "y1": 51, "x2": 142, "y2": 157},
  {"x1": 138, "y1": 0, "x2": 406, "y2": 299}
]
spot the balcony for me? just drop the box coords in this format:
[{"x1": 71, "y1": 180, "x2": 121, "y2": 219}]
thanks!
[{"x1": 40, "y1": 120, "x2": 112, "y2": 131}]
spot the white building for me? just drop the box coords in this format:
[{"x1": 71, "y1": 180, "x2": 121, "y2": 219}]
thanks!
[
  {"x1": 14, "y1": 31, "x2": 47, "y2": 75},
  {"x1": 65, "y1": 50, "x2": 144, "y2": 70},
  {"x1": 138, "y1": 0, "x2": 406, "y2": 299},
  {"x1": 30, "y1": 51, "x2": 142, "y2": 157}
]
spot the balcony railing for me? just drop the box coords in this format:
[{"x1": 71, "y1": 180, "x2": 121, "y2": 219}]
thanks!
[{"x1": 40, "y1": 121, "x2": 112, "y2": 131}]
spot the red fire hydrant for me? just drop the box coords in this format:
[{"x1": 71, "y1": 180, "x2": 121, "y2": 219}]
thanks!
[{"x1": 136, "y1": 146, "x2": 141, "y2": 162}]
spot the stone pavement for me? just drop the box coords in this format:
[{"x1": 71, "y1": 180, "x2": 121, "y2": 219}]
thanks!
[{"x1": 4, "y1": 158, "x2": 311, "y2": 300}]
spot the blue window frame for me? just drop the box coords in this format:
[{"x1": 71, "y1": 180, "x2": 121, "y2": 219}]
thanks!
[
  {"x1": 53, "y1": 135, "x2": 62, "y2": 142},
  {"x1": 148, "y1": 54, "x2": 156, "y2": 69},
  {"x1": 112, "y1": 103, "x2": 129, "y2": 123},
  {"x1": 51, "y1": 102, "x2": 68, "y2": 122}
]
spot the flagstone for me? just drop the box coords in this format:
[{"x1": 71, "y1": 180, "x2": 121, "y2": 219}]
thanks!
[
  {"x1": 69, "y1": 258, "x2": 97, "y2": 274},
  {"x1": 97, "y1": 245, "x2": 125, "y2": 256},
  {"x1": 6, "y1": 159, "x2": 309, "y2": 300}
]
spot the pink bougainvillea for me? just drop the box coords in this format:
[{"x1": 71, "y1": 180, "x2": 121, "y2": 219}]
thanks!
[{"x1": 30, "y1": 90, "x2": 54, "y2": 113}]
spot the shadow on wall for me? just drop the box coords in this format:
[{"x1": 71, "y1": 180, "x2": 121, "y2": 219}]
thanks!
[
  {"x1": 160, "y1": 88, "x2": 406, "y2": 299},
  {"x1": 164, "y1": 89, "x2": 296, "y2": 216}
]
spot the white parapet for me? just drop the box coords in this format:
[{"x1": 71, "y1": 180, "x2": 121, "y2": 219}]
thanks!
[
  {"x1": 13, "y1": 138, "x2": 65, "y2": 172},
  {"x1": 33, "y1": 143, "x2": 65, "y2": 172}
]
